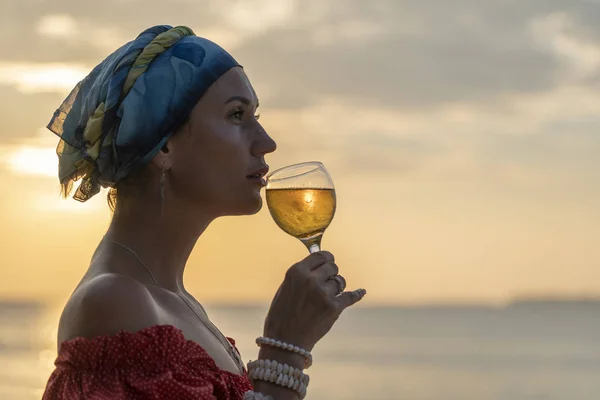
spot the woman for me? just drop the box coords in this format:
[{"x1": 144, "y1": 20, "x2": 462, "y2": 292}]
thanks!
[{"x1": 42, "y1": 25, "x2": 366, "y2": 400}]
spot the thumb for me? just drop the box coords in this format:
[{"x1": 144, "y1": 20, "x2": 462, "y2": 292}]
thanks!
[{"x1": 336, "y1": 288, "x2": 367, "y2": 311}]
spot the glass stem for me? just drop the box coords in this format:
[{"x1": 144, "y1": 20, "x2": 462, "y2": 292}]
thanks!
[{"x1": 302, "y1": 234, "x2": 323, "y2": 254}]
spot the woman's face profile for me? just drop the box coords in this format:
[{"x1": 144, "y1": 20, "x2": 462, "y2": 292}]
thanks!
[{"x1": 163, "y1": 67, "x2": 277, "y2": 216}]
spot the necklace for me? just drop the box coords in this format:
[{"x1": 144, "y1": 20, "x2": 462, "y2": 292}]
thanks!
[{"x1": 108, "y1": 239, "x2": 245, "y2": 374}]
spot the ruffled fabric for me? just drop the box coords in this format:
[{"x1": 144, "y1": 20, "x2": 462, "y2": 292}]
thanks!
[{"x1": 42, "y1": 325, "x2": 252, "y2": 400}]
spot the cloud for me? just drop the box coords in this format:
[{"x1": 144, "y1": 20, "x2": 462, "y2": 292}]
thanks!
[
  {"x1": 237, "y1": 0, "x2": 592, "y2": 110},
  {"x1": 233, "y1": 1, "x2": 600, "y2": 113},
  {"x1": 1, "y1": 0, "x2": 599, "y2": 189},
  {"x1": 36, "y1": 14, "x2": 130, "y2": 54},
  {"x1": 529, "y1": 12, "x2": 600, "y2": 81},
  {"x1": 0, "y1": 62, "x2": 88, "y2": 94},
  {"x1": 0, "y1": 86, "x2": 64, "y2": 141},
  {"x1": 0, "y1": 145, "x2": 57, "y2": 178},
  {"x1": 261, "y1": 80, "x2": 600, "y2": 187},
  {"x1": 36, "y1": 14, "x2": 78, "y2": 39},
  {"x1": 1, "y1": 1, "x2": 299, "y2": 64},
  {"x1": 3, "y1": 0, "x2": 599, "y2": 109},
  {"x1": 213, "y1": 0, "x2": 295, "y2": 32}
]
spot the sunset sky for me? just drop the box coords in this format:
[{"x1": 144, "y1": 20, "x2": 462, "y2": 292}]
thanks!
[{"x1": 1, "y1": 0, "x2": 599, "y2": 306}]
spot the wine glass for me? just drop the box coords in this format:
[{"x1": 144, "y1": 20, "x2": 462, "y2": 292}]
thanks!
[{"x1": 265, "y1": 161, "x2": 336, "y2": 253}]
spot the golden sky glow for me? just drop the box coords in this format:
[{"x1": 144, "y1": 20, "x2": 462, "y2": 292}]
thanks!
[{"x1": 1, "y1": 1, "x2": 600, "y2": 306}]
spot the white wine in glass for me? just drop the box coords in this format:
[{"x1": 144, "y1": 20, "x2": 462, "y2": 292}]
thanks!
[{"x1": 265, "y1": 162, "x2": 336, "y2": 253}]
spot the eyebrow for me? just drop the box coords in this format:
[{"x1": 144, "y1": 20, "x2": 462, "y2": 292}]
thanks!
[{"x1": 224, "y1": 96, "x2": 259, "y2": 107}]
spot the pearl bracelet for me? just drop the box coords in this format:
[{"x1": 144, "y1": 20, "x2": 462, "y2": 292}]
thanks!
[
  {"x1": 243, "y1": 391, "x2": 274, "y2": 400},
  {"x1": 256, "y1": 336, "x2": 313, "y2": 369},
  {"x1": 247, "y1": 359, "x2": 310, "y2": 399}
]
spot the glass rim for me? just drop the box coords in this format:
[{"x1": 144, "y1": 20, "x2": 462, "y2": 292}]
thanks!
[{"x1": 266, "y1": 161, "x2": 325, "y2": 182}]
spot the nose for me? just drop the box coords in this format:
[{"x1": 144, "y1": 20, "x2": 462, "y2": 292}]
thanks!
[{"x1": 252, "y1": 126, "x2": 277, "y2": 156}]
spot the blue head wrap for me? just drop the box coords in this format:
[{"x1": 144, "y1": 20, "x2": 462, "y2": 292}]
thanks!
[{"x1": 47, "y1": 25, "x2": 240, "y2": 202}]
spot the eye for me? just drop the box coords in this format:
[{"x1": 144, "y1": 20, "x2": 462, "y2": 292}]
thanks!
[
  {"x1": 229, "y1": 106, "x2": 260, "y2": 123},
  {"x1": 230, "y1": 107, "x2": 244, "y2": 122}
]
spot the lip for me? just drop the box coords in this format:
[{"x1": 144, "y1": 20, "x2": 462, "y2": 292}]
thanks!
[
  {"x1": 246, "y1": 166, "x2": 269, "y2": 179},
  {"x1": 247, "y1": 176, "x2": 267, "y2": 186}
]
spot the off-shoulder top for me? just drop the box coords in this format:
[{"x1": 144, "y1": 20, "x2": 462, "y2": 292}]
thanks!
[{"x1": 42, "y1": 325, "x2": 253, "y2": 399}]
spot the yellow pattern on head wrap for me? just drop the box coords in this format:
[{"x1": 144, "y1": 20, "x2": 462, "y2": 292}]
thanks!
[
  {"x1": 123, "y1": 26, "x2": 195, "y2": 95},
  {"x1": 75, "y1": 26, "x2": 195, "y2": 178}
]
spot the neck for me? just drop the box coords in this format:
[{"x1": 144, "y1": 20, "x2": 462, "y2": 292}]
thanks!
[{"x1": 105, "y1": 196, "x2": 215, "y2": 292}]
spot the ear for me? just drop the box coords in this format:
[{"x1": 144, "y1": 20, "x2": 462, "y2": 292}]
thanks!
[{"x1": 151, "y1": 141, "x2": 173, "y2": 171}]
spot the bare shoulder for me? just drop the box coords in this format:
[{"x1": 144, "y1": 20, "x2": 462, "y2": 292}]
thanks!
[{"x1": 58, "y1": 273, "x2": 160, "y2": 345}]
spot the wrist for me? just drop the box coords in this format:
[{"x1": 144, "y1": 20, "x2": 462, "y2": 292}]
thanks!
[
  {"x1": 249, "y1": 358, "x2": 308, "y2": 399},
  {"x1": 263, "y1": 328, "x2": 314, "y2": 353},
  {"x1": 252, "y1": 381, "x2": 300, "y2": 400},
  {"x1": 258, "y1": 346, "x2": 305, "y2": 371}
]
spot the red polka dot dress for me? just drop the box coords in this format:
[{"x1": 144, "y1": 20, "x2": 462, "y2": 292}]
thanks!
[{"x1": 42, "y1": 325, "x2": 253, "y2": 399}]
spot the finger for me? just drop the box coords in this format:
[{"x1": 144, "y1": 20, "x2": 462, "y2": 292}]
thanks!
[
  {"x1": 313, "y1": 261, "x2": 339, "y2": 280},
  {"x1": 323, "y1": 279, "x2": 341, "y2": 297},
  {"x1": 302, "y1": 251, "x2": 335, "y2": 271},
  {"x1": 334, "y1": 275, "x2": 347, "y2": 292},
  {"x1": 322, "y1": 274, "x2": 346, "y2": 296},
  {"x1": 335, "y1": 288, "x2": 367, "y2": 311}
]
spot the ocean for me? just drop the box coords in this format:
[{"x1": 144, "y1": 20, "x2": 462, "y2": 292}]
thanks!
[{"x1": 1, "y1": 301, "x2": 599, "y2": 400}]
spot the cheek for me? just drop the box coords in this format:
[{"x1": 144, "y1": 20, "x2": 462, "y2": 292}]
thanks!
[
  {"x1": 203, "y1": 128, "x2": 250, "y2": 171},
  {"x1": 172, "y1": 120, "x2": 255, "y2": 202},
  {"x1": 186, "y1": 133, "x2": 247, "y2": 190}
]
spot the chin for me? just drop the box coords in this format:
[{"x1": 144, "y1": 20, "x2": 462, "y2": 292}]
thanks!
[
  {"x1": 246, "y1": 195, "x2": 263, "y2": 215},
  {"x1": 231, "y1": 194, "x2": 263, "y2": 216}
]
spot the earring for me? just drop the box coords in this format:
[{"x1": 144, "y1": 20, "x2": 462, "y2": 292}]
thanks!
[{"x1": 160, "y1": 166, "x2": 166, "y2": 215}]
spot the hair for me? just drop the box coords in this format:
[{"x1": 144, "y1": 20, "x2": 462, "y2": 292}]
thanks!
[
  {"x1": 59, "y1": 165, "x2": 154, "y2": 214},
  {"x1": 62, "y1": 118, "x2": 182, "y2": 213},
  {"x1": 108, "y1": 166, "x2": 155, "y2": 213}
]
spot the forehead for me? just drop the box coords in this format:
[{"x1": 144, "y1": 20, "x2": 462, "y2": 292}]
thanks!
[{"x1": 204, "y1": 66, "x2": 257, "y2": 104}]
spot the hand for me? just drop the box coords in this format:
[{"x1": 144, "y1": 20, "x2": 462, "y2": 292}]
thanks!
[{"x1": 263, "y1": 251, "x2": 367, "y2": 352}]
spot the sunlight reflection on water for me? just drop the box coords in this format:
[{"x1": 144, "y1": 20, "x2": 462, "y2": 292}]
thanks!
[{"x1": 0, "y1": 302, "x2": 60, "y2": 400}]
